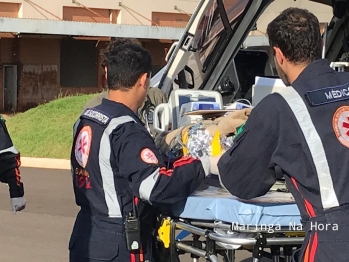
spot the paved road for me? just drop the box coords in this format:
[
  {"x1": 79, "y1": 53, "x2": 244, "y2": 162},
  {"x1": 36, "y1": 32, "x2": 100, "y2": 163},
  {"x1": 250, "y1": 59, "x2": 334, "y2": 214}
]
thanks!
[{"x1": 0, "y1": 167, "x2": 271, "y2": 262}]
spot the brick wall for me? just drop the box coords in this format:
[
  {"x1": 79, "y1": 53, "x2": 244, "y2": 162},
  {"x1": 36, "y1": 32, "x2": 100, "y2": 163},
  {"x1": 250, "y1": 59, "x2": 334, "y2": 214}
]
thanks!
[
  {"x1": 0, "y1": 37, "x2": 172, "y2": 113},
  {"x1": 18, "y1": 38, "x2": 107, "y2": 111},
  {"x1": 17, "y1": 37, "x2": 60, "y2": 111},
  {"x1": 0, "y1": 37, "x2": 61, "y2": 112},
  {"x1": 142, "y1": 40, "x2": 172, "y2": 74}
]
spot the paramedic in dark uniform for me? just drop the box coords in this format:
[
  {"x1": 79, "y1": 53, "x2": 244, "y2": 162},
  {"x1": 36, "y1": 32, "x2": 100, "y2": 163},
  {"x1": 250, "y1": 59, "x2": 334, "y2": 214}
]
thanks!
[
  {"x1": 68, "y1": 43, "x2": 215, "y2": 262},
  {"x1": 215, "y1": 8, "x2": 349, "y2": 262},
  {"x1": 0, "y1": 115, "x2": 26, "y2": 214}
]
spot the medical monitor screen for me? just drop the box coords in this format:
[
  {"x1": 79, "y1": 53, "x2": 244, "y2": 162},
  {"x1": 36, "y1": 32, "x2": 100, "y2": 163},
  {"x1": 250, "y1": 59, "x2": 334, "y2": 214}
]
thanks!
[
  {"x1": 178, "y1": 96, "x2": 216, "y2": 110},
  {"x1": 198, "y1": 103, "x2": 215, "y2": 110}
]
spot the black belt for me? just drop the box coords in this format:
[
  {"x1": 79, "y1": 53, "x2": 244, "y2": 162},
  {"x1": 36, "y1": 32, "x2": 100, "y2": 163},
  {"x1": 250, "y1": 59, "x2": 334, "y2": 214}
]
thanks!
[{"x1": 301, "y1": 204, "x2": 349, "y2": 232}]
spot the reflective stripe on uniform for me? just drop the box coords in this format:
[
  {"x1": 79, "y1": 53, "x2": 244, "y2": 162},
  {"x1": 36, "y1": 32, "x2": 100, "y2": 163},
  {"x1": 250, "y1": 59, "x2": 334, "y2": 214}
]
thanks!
[
  {"x1": 99, "y1": 116, "x2": 136, "y2": 218},
  {"x1": 275, "y1": 87, "x2": 339, "y2": 210},
  {"x1": 0, "y1": 145, "x2": 18, "y2": 155},
  {"x1": 139, "y1": 167, "x2": 160, "y2": 204}
]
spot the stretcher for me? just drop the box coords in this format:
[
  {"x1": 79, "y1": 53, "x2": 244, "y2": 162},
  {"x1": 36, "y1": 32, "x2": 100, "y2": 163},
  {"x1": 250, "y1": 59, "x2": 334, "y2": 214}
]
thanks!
[{"x1": 156, "y1": 177, "x2": 305, "y2": 262}]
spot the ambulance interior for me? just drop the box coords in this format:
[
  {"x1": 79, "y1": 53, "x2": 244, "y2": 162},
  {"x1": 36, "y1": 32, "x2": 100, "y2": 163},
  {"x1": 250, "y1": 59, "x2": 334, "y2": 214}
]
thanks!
[
  {"x1": 156, "y1": 0, "x2": 349, "y2": 110},
  {"x1": 151, "y1": 1, "x2": 349, "y2": 261},
  {"x1": 152, "y1": 0, "x2": 349, "y2": 170},
  {"x1": 154, "y1": 0, "x2": 277, "y2": 133},
  {"x1": 157, "y1": 0, "x2": 279, "y2": 107}
]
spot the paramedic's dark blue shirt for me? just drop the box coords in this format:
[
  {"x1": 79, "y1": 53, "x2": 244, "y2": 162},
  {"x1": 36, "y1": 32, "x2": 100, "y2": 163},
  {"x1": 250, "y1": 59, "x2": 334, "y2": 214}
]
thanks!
[
  {"x1": 218, "y1": 59, "x2": 349, "y2": 219},
  {"x1": 71, "y1": 98, "x2": 208, "y2": 221}
]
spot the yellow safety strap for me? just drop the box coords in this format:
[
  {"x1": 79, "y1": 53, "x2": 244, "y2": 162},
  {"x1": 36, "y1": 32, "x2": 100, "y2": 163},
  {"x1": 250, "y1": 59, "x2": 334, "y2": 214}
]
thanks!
[
  {"x1": 182, "y1": 129, "x2": 189, "y2": 156},
  {"x1": 211, "y1": 130, "x2": 221, "y2": 156}
]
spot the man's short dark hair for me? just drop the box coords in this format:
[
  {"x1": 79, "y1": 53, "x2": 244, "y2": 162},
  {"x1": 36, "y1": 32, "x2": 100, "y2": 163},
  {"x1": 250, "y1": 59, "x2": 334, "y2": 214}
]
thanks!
[
  {"x1": 100, "y1": 38, "x2": 142, "y2": 68},
  {"x1": 107, "y1": 44, "x2": 152, "y2": 91},
  {"x1": 267, "y1": 8, "x2": 322, "y2": 64}
]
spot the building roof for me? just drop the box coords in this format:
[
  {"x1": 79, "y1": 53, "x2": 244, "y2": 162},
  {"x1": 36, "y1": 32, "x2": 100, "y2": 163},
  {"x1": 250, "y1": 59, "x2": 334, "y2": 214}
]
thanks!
[
  {"x1": 0, "y1": 17, "x2": 184, "y2": 40},
  {"x1": 0, "y1": 17, "x2": 269, "y2": 46}
]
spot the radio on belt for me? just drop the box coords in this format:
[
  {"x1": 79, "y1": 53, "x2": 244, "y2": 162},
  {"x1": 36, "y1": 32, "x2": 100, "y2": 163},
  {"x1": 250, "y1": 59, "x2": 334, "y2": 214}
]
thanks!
[{"x1": 125, "y1": 214, "x2": 141, "y2": 251}]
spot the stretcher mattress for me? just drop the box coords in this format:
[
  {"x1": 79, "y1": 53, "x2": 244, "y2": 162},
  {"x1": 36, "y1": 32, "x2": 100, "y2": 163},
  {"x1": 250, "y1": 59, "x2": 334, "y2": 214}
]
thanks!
[{"x1": 171, "y1": 178, "x2": 301, "y2": 227}]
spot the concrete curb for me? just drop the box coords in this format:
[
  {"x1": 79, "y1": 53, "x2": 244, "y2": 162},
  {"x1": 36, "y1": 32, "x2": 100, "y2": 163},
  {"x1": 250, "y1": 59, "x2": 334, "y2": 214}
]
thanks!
[{"x1": 21, "y1": 157, "x2": 70, "y2": 170}]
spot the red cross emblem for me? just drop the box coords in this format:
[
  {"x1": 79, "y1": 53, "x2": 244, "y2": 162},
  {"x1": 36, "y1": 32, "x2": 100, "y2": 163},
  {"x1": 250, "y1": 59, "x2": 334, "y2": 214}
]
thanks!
[
  {"x1": 75, "y1": 126, "x2": 92, "y2": 167},
  {"x1": 78, "y1": 135, "x2": 88, "y2": 154},
  {"x1": 342, "y1": 116, "x2": 349, "y2": 136},
  {"x1": 140, "y1": 148, "x2": 158, "y2": 164},
  {"x1": 333, "y1": 106, "x2": 349, "y2": 149}
]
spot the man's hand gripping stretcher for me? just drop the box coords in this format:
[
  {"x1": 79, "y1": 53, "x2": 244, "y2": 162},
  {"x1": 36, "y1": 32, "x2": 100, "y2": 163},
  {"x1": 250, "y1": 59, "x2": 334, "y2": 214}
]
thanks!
[{"x1": 154, "y1": 108, "x2": 252, "y2": 175}]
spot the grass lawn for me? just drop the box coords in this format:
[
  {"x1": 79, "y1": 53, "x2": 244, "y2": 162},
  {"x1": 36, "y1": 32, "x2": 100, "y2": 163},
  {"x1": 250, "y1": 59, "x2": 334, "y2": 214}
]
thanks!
[{"x1": 6, "y1": 94, "x2": 96, "y2": 159}]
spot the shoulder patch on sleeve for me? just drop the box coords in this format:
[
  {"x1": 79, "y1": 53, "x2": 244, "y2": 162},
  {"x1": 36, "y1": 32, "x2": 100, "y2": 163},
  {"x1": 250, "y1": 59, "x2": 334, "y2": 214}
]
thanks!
[
  {"x1": 333, "y1": 106, "x2": 349, "y2": 149},
  {"x1": 140, "y1": 148, "x2": 159, "y2": 164},
  {"x1": 74, "y1": 126, "x2": 92, "y2": 168},
  {"x1": 81, "y1": 109, "x2": 111, "y2": 126}
]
